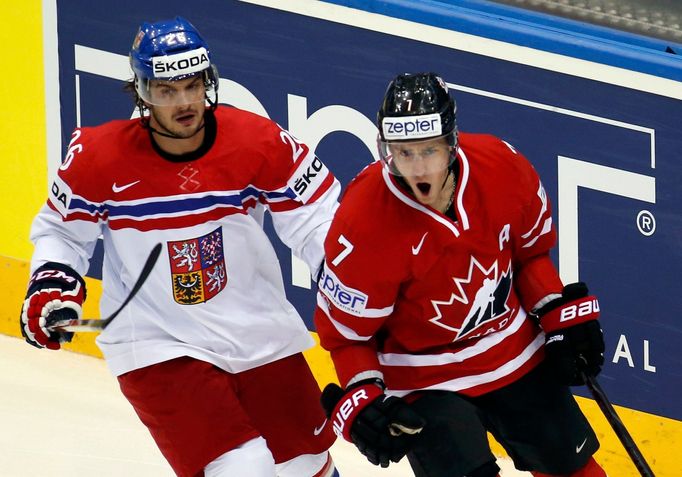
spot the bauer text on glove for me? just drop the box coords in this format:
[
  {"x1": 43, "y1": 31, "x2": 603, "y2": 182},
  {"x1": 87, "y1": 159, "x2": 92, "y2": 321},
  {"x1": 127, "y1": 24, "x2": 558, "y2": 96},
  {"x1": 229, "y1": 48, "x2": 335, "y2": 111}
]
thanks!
[
  {"x1": 321, "y1": 380, "x2": 425, "y2": 468},
  {"x1": 532, "y1": 282, "x2": 604, "y2": 385}
]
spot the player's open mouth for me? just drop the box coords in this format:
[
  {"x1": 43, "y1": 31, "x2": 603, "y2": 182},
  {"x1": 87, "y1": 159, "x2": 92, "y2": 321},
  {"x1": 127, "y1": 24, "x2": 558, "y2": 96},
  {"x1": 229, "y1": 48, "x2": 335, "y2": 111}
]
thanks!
[
  {"x1": 175, "y1": 112, "x2": 196, "y2": 125},
  {"x1": 416, "y1": 182, "x2": 431, "y2": 195}
]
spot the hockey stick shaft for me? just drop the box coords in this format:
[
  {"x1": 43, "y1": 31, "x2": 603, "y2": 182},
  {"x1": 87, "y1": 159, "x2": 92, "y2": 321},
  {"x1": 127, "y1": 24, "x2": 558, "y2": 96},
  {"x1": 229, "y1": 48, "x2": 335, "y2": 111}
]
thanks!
[
  {"x1": 47, "y1": 243, "x2": 162, "y2": 332},
  {"x1": 582, "y1": 373, "x2": 655, "y2": 477}
]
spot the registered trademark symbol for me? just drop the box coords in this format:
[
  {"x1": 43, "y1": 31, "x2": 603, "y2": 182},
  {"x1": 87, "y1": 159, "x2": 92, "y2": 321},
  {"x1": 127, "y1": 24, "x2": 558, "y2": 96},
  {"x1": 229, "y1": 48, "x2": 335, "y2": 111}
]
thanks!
[{"x1": 637, "y1": 210, "x2": 656, "y2": 236}]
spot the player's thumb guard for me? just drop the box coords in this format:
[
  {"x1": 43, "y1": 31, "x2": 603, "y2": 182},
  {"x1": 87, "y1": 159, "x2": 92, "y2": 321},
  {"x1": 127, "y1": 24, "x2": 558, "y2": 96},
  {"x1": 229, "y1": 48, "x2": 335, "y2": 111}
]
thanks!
[{"x1": 386, "y1": 398, "x2": 426, "y2": 436}]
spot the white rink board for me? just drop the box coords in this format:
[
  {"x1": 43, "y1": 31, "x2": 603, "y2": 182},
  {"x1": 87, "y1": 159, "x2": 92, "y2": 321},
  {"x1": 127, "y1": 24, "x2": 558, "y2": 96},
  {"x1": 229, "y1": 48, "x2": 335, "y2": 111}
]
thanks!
[{"x1": 0, "y1": 334, "x2": 528, "y2": 476}]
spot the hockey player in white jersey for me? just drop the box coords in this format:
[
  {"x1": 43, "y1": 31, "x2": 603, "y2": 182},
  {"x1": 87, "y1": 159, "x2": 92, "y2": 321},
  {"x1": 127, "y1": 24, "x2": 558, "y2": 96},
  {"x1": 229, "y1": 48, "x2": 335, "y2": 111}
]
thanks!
[{"x1": 20, "y1": 16, "x2": 339, "y2": 477}]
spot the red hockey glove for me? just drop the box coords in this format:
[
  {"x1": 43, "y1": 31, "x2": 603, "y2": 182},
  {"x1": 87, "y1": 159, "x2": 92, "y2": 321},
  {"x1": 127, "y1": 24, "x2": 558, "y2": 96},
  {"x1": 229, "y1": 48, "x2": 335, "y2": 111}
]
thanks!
[
  {"x1": 321, "y1": 380, "x2": 425, "y2": 468},
  {"x1": 20, "y1": 262, "x2": 86, "y2": 350},
  {"x1": 532, "y1": 282, "x2": 604, "y2": 386}
]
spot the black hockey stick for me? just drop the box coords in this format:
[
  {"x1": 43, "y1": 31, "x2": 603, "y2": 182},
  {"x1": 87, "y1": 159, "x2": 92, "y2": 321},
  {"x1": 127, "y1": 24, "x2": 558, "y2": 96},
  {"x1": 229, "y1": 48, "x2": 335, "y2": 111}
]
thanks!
[
  {"x1": 582, "y1": 373, "x2": 655, "y2": 477},
  {"x1": 47, "y1": 243, "x2": 162, "y2": 332}
]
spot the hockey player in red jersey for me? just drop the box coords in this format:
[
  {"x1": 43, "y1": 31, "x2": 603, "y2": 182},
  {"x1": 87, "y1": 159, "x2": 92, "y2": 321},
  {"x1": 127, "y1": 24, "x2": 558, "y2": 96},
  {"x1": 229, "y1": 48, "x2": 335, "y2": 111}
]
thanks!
[
  {"x1": 316, "y1": 73, "x2": 607, "y2": 477},
  {"x1": 19, "y1": 17, "x2": 339, "y2": 477}
]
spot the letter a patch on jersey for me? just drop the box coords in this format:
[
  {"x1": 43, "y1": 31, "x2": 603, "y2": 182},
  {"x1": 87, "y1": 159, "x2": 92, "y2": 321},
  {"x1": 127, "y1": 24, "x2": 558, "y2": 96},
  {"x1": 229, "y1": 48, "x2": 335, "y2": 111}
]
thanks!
[{"x1": 168, "y1": 227, "x2": 227, "y2": 305}]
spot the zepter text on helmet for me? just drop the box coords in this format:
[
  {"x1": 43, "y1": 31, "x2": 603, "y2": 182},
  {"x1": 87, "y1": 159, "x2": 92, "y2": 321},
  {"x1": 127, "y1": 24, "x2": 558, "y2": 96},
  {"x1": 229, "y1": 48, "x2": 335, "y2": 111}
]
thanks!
[{"x1": 381, "y1": 113, "x2": 443, "y2": 141}]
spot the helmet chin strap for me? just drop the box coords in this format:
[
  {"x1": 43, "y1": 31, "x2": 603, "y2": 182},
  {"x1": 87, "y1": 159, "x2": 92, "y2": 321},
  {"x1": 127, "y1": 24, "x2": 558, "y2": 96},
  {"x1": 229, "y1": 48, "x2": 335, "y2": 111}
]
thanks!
[
  {"x1": 440, "y1": 146, "x2": 458, "y2": 189},
  {"x1": 440, "y1": 168, "x2": 453, "y2": 190}
]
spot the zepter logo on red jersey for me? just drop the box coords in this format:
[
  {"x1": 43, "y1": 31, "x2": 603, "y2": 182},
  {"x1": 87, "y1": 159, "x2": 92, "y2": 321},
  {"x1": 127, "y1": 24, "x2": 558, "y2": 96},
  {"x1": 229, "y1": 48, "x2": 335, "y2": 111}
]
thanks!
[
  {"x1": 318, "y1": 263, "x2": 368, "y2": 316},
  {"x1": 429, "y1": 256, "x2": 513, "y2": 341}
]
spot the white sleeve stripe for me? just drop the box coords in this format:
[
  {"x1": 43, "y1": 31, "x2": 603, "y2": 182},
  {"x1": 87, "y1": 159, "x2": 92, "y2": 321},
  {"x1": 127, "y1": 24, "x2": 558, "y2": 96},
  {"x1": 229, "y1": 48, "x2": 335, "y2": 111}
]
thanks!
[
  {"x1": 357, "y1": 305, "x2": 394, "y2": 318},
  {"x1": 316, "y1": 293, "x2": 374, "y2": 341},
  {"x1": 378, "y1": 308, "x2": 528, "y2": 367},
  {"x1": 347, "y1": 370, "x2": 385, "y2": 387},
  {"x1": 521, "y1": 183, "x2": 548, "y2": 239},
  {"x1": 522, "y1": 217, "x2": 553, "y2": 248},
  {"x1": 317, "y1": 285, "x2": 394, "y2": 319},
  {"x1": 501, "y1": 140, "x2": 518, "y2": 154},
  {"x1": 385, "y1": 334, "x2": 544, "y2": 397}
]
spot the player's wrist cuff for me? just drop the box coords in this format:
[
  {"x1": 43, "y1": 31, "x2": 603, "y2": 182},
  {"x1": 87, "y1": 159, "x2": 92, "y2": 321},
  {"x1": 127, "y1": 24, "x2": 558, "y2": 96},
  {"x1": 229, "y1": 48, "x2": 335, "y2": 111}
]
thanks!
[
  {"x1": 28, "y1": 262, "x2": 87, "y2": 300},
  {"x1": 332, "y1": 383, "x2": 383, "y2": 441},
  {"x1": 539, "y1": 295, "x2": 600, "y2": 332}
]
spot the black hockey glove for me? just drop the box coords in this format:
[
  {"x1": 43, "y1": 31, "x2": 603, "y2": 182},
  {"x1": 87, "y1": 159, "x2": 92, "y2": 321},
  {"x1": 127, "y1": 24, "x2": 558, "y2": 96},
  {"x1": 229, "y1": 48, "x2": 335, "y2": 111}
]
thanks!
[
  {"x1": 532, "y1": 282, "x2": 604, "y2": 386},
  {"x1": 20, "y1": 262, "x2": 86, "y2": 350},
  {"x1": 321, "y1": 380, "x2": 425, "y2": 468}
]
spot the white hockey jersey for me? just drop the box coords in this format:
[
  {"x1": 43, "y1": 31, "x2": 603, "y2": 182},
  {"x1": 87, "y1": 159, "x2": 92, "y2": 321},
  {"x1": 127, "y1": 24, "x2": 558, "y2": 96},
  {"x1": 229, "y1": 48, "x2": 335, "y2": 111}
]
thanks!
[{"x1": 30, "y1": 106, "x2": 340, "y2": 376}]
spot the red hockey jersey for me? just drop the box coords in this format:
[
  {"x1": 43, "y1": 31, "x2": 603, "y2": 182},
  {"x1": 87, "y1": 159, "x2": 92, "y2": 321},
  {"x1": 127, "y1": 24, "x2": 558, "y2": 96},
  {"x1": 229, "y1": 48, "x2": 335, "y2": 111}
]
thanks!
[{"x1": 314, "y1": 133, "x2": 563, "y2": 397}]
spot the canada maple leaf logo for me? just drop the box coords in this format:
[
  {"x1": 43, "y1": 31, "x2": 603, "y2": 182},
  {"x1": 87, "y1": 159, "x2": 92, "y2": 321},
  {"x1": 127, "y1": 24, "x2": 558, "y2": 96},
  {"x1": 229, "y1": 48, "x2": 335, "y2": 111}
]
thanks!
[{"x1": 429, "y1": 256, "x2": 512, "y2": 340}]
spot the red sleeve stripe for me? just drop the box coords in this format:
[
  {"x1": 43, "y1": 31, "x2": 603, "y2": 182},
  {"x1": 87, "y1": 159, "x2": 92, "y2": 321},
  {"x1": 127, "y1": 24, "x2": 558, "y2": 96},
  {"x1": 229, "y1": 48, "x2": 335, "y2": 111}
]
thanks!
[
  {"x1": 267, "y1": 200, "x2": 303, "y2": 212},
  {"x1": 61, "y1": 210, "x2": 108, "y2": 223},
  {"x1": 306, "y1": 173, "x2": 335, "y2": 203},
  {"x1": 265, "y1": 174, "x2": 336, "y2": 213},
  {"x1": 261, "y1": 169, "x2": 334, "y2": 207},
  {"x1": 48, "y1": 199, "x2": 106, "y2": 223}
]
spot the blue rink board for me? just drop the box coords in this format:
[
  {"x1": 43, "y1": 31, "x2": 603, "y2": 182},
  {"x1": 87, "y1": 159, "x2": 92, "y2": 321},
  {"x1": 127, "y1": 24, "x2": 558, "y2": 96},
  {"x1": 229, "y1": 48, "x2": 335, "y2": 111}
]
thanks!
[
  {"x1": 326, "y1": 0, "x2": 682, "y2": 81},
  {"x1": 55, "y1": 0, "x2": 682, "y2": 419}
]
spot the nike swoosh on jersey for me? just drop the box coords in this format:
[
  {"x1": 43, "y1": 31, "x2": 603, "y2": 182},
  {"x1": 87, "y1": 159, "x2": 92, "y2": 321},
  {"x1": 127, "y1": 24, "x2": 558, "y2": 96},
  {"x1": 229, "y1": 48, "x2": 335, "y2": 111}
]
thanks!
[
  {"x1": 576, "y1": 436, "x2": 588, "y2": 453},
  {"x1": 411, "y1": 232, "x2": 429, "y2": 255},
  {"x1": 112, "y1": 180, "x2": 141, "y2": 193},
  {"x1": 313, "y1": 419, "x2": 328, "y2": 436}
]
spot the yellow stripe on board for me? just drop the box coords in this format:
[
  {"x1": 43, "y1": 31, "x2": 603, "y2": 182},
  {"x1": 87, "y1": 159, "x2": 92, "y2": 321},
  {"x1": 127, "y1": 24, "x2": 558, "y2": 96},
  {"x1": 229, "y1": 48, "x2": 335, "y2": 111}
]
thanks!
[{"x1": 0, "y1": 1, "x2": 49, "y2": 261}]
